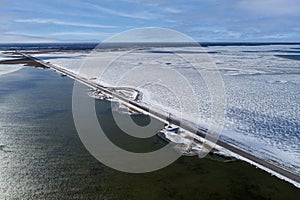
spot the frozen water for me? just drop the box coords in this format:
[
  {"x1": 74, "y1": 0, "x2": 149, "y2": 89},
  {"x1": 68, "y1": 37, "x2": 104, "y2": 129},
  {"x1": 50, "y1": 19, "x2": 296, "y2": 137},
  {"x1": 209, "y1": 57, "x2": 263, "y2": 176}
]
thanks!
[{"x1": 36, "y1": 44, "x2": 300, "y2": 175}]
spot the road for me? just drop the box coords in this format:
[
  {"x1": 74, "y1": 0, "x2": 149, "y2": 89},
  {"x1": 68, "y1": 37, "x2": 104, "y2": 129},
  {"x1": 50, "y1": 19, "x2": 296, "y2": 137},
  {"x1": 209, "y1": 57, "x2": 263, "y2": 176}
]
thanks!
[{"x1": 18, "y1": 52, "x2": 300, "y2": 186}]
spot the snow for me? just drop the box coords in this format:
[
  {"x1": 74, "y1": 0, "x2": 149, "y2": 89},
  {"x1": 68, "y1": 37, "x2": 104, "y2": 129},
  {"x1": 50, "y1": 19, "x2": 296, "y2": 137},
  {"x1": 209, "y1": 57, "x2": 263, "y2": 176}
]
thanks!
[
  {"x1": 0, "y1": 64, "x2": 24, "y2": 77},
  {"x1": 0, "y1": 53, "x2": 24, "y2": 76}
]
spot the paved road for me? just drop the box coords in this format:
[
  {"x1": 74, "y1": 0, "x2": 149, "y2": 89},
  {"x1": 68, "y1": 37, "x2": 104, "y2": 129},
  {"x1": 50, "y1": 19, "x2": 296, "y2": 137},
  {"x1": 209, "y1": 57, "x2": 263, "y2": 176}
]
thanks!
[{"x1": 19, "y1": 52, "x2": 300, "y2": 186}]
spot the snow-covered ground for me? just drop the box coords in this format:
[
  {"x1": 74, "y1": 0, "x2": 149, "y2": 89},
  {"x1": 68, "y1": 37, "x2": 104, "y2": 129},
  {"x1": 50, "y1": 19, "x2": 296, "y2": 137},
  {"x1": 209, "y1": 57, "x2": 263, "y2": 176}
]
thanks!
[
  {"x1": 0, "y1": 64, "x2": 24, "y2": 77},
  {"x1": 0, "y1": 52, "x2": 24, "y2": 76},
  {"x1": 33, "y1": 45, "x2": 300, "y2": 176}
]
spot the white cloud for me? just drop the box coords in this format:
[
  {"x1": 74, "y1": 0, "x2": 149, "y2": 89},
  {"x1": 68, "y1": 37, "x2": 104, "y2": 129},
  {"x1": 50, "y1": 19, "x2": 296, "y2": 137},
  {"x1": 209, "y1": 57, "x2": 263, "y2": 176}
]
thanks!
[
  {"x1": 15, "y1": 19, "x2": 116, "y2": 29},
  {"x1": 50, "y1": 31, "x2": 112, "y2": 37},
  {"x1": 87, "y1": 3, "x2": 159, "y2": 20},
  {"x1": 260, "y1": 33, "x2": 296, "y2": 39},
  {"x1": 212, "y1": 29, "x2": 242, "y2": 38},
  {"x1": 105, "y1": 27, "x2": 193, "y2": 43},
  {"x1": 237, "y1": 0, "x2": 300, "y2": 16},
  {"x1": 118, "y1": 0, "x2": 181, "y2": 14},
  {"x1": 0, "y1": 33, "x2": 59, "y2": 43},
  {"x1": 163, "y1": 7, "x2": 181, "y2": 14}
]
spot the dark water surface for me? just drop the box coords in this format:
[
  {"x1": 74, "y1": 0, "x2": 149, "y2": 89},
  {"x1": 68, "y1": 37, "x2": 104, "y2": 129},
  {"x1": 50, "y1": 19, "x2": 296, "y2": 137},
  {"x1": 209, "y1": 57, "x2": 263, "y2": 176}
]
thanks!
[{"x1": 0, "y1": 67, "x2": 299, "y2": 199}]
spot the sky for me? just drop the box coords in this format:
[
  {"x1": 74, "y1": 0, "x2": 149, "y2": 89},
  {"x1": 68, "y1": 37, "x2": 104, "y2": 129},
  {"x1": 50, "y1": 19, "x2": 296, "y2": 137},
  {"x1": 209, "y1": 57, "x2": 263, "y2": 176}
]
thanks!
[{"x1": 1, "y1": 0, "x2": 300, "y2": 43}]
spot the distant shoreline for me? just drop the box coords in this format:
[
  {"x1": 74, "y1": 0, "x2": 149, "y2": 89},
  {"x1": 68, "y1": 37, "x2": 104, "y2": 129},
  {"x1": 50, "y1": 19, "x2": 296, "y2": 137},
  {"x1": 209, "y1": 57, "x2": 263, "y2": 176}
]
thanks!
[{"x1": 1, "y1": 42, "x2": 300, "y2": 51}]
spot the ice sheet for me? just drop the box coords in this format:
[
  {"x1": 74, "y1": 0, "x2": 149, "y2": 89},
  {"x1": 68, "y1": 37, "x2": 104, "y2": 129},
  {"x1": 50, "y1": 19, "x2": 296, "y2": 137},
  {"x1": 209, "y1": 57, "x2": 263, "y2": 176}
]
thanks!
[{"x1": 33, "y1": 45, "x2": 300, "y2": 176}]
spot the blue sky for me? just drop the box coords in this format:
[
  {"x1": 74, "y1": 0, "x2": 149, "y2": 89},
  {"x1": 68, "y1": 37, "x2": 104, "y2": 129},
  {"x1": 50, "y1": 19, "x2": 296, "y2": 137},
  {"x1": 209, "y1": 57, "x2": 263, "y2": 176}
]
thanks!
[{"x1": 1, "y1": 0, "x2": 300, "y2": 43}]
